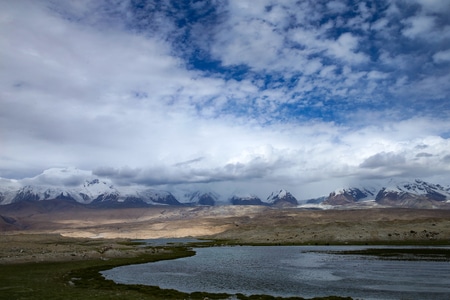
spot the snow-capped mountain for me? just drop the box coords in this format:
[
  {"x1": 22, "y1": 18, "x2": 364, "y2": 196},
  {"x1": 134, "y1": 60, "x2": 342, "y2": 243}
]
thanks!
[
  {"x1": 1, "y1": 179, "x2": 118, "y2": 205},
  {"x1": 0, "y1": 168, "x2": 180, "y2": 207},
  {"x1": 0, "y1": 179, "x2": 21, "y2": 205},
  {"x1": 375, "y1": 179, "x2": 450, "y2": 208},
  {"x1": 182, "y1": 191, "x2": 219, "y2": 206},
  {"x1": 1, "y1": 168, "x2": 449, "y2": 209},
  {"x1": 318, "y1": 179, "x2": 450, "y2": 208},
  {"x1": 3, "y1": 182, "x2": 181, "y2": 207},
  {"x1": 230, "y1": 195, "x2": 265, "y2": 205},
  {"x1": 266, "y1": 189, "x2": 298, "y2": 207},
  {"x1": 323, "y1": 187, "x2": 377, "y2": 205}
]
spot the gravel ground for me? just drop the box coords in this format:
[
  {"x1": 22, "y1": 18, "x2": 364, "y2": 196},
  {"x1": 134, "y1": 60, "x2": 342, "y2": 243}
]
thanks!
[
  {"x1": 0, "y1": 234, "x2": 163, "y2": 264},
  {"x1": 1, "y1": 206, "x2": 450, "y2": 264}
]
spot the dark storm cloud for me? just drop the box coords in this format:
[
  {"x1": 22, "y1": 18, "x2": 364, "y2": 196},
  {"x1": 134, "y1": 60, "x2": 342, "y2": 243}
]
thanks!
[
  {"x1": 416, "y1": 152, "x2": 433, "y2": 158},
  {"x1": 360, "y1": 152, "x2": 406, "y2": 169}
]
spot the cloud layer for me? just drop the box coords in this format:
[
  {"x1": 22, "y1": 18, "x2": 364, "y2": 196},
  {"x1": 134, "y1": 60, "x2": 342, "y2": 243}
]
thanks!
[{"x1": 1, "y1": 0, "x2": 449, "y2": 198}]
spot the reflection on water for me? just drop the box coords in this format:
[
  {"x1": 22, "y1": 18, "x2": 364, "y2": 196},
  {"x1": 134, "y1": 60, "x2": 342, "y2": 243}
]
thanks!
[{"x1": 102, "y1": 245, "x2": 450, "y2": 299}]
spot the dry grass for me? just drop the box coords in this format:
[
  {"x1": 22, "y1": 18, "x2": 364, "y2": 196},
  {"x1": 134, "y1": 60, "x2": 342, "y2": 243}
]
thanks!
[
  {"x1": 1, "y1": 205, "x2": 449, "y2": 299},
  {"x1": 1, "y1": 205, "x2": 450, "y2": 244}
]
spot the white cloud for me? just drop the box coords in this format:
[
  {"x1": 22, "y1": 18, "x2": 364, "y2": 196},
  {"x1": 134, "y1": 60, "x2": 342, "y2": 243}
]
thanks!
[
  {"x1": 211, "y1": 18, "x2": 284, "y2": 70},
  {"x1": 367, "y1": 71, "x2": 389, "y2": 80},
  {"x1": 326, "y1": 1, "x2": 347, "y2": 14},
  {"x1": 1, "y1": 0, "x2": 450, "y2": 199},
  {"x1": 210, "y1": 0, "x2": 372, "y2": 76},
  {"x1": 3, "y1": 111, "x2": 450, "y2": 198},
  {"x1": 371, "y1": 17, "x2": 389, "y2": 31},
  {"x1": 433, "y1": 49, "x2": 450, "y2": 63},
  {"x1": 402, "y1": 15, "x2": 436, "y2": 39},
  {"x1": 327, "y1": 32, "x2": 369, "y2": 64},
  {"x1": 413, "y1": 0, "x2": 450, "y2": 13}
]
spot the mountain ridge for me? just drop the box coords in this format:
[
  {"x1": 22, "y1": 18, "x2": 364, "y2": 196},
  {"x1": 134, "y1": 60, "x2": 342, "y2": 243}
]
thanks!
[
  {"x1": 266, "y1": 189, "x2": 298, "y2": 207},
  {"x1": 319, "y1": 179, "x2": 450, "y2": 209},
  {"x1": 1, "y1": 168, "x2": 449, "y2": 209}
]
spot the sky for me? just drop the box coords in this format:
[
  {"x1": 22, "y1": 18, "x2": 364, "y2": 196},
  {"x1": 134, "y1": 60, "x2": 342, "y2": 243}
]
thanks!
[{"x1": 1, "y1": 0, "x2": 450, "y2": 199}]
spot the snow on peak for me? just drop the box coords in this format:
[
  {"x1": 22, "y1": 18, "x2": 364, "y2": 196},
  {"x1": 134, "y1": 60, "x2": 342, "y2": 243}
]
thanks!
[
  {"x1": 178, "y1": 190, "x2": 220, "y2": 204},
  {"x1": 383, "y1": 179, "x2": 450, "y2": 197},
  {"x1": 266, "y1": 189, "x2": 298, "y2": 206},
  {"x1": 330, "y1": 185, "x2": 378, "y2": 200},
  {"x1": 277, "y1": 189, "x2": 287, "y2": 198},
  {"x1": 267, "y1": 189, "x2": 287, "y2": 202}
]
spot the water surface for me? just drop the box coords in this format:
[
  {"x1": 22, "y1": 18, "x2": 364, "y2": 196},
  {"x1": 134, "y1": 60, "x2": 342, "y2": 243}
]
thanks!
[{"x1": 102, "y1": 245, "x2": 450, "y2": 299}]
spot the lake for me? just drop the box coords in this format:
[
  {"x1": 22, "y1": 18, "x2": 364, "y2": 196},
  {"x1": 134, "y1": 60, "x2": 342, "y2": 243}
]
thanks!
[{"x1": 102, "y1": 245, "x2": 450, "y2": 299}]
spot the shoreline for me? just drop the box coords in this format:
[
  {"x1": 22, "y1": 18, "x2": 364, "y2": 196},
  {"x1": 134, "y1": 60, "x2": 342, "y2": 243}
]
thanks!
[
  {"x1": 1, "y1": 206, "x2": 450, "y2": 299},
  {"x1": 1, "y1": 233, "x2": 450, "y2": 299},
  {"x1": 0, "y1": 234, "x2": 351, "y2": 300}
]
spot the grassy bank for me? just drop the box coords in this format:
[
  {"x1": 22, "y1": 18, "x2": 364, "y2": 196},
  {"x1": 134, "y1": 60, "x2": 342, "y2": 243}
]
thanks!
[
  {"x1": 4, "y1": 235, "x2": 448, "y2": 299},
  {"x1": 0, "y1": 236, "x2": 354, "y2": 300},
  {"x1": 0, "y1": 245, "x2": 196, "y2": 299},
  {"x1": 321, "y1": 247, "x2": 450, "y2": 261}
]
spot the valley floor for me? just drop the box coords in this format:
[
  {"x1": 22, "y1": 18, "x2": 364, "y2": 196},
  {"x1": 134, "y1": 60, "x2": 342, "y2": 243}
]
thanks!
[
  {"x1": 1, "y1": 205, "x2": 450, "y2": 245},
  {"x1": 1, "y1": 206, "x2": 450, "y2": 299}
]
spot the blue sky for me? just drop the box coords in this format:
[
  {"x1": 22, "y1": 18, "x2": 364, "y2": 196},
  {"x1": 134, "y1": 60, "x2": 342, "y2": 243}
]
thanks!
[{"x1": 1, "y1": 0, "x2": 450, "y2": 198}]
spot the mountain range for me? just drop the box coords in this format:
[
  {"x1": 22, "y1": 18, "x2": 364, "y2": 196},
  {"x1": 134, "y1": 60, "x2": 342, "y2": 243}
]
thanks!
[
  {"x1": 319, "y1": 179, "x2": 450, "y2": 209},
  {"x1": 0, "y1": 168, "x2": 449, "y2": 209}
]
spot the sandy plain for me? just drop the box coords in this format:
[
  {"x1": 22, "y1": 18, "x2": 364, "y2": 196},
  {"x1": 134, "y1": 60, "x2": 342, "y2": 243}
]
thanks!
[{"x1": 1, "y1": 203, "x2": 450, "y2": 264}]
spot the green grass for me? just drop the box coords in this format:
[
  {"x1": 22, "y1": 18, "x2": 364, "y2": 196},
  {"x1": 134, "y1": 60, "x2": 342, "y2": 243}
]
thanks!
[
  {"x1": 323, "y1": 247, "x2": 450, "y2": 261},
  {"x1": 0, "y1": 244, "x2": 354, "y2": 300},
  {"x1": 198, "y1": 238, "x2": 450, "y2": 247},
  {"x1": 0, "y1": 247, "x2": 197, "y2": 299}
]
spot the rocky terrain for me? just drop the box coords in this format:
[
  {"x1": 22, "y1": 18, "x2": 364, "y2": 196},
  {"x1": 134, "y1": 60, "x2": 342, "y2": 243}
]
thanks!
[
  {"x1": 210, "y1": 207, "x2": 450, "y2": 245},
  {"x1": 1, "y1": 202, "x2": 449, "y2": 246},
  {"x1": 0, "y1": 234, "x2": 165, "y2": 264}
]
